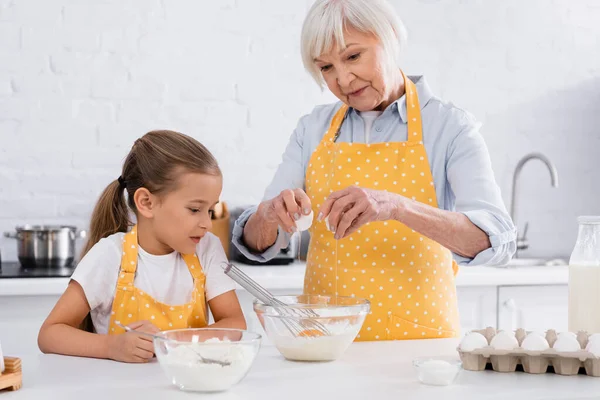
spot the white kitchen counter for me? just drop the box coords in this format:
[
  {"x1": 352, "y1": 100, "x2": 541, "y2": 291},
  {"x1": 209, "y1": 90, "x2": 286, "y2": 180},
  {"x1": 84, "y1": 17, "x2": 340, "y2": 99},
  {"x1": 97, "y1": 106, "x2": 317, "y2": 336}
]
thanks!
[
  {"x1": 0, "y1": 261, "x2": 569, "y2": 297},
  {"x1": 2, "y1": 338, "x2": 600, "y2": 400}
]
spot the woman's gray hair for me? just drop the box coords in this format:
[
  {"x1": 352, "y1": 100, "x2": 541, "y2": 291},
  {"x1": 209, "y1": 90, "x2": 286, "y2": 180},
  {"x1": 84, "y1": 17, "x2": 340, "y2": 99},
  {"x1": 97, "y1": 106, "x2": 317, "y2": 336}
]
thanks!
[{"x1": 301, "y1": 0, "x2": 408, "y2": 87}]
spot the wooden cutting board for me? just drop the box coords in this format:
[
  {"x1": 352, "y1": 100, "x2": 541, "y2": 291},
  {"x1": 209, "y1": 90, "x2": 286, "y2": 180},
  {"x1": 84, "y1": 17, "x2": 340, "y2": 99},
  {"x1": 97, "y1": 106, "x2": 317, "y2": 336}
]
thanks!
[{"x1": 0, "y1": 357, "x2": 22, "y2": 392}]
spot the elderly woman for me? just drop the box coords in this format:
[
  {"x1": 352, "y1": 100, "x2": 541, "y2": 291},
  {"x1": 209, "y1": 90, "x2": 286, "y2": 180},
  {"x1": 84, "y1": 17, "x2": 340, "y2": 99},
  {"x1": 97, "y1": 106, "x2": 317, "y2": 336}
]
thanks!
[{"x1": 233, "y1": 0, "x2": 516, "y2": 341}]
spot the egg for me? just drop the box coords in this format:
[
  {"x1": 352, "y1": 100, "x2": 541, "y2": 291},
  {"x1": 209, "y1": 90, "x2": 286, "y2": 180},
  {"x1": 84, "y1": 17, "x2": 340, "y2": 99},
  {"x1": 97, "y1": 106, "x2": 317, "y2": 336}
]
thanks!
[
  {"x1": 553, "y1": 335, "x2": 581, "y2": 352},
  {"x1": 586, "y1": 340, "x2": 600, "y2": 357},
  {"x1": 459, "y1": 332, "x2": 488, "y2": 351},
  {"x1": 490, "y1": 330, "x2": 519, "y2": 350},
  {"x1": 588, "y1": 333, "x2": 600, "y2": 344},
  {"x1": 528, "y1": 331, "x2": 546, "y2": 337},
  {"x1": 295, "y1": 210, "x2": 314, "y2": 232},
  {"x1": 557, "y1": 332, "x2": 577, "y2": 340},
  {"x1": 522, "y1": 333, "x2": 550, "y2": 351}
]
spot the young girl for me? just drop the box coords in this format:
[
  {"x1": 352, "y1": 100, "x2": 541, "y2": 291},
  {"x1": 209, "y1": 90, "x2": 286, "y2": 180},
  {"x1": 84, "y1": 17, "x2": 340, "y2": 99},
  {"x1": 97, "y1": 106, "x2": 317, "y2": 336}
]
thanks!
[{"x1": 38, "y1": 130, "x2": 246, "y2": 363}]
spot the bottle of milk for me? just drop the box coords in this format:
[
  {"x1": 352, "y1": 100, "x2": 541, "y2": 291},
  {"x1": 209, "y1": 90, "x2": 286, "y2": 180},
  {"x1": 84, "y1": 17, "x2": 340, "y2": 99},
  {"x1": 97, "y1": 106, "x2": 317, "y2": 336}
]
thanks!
[{"x1": 568, "y1": 216, "x2": 600, "y2": 333}]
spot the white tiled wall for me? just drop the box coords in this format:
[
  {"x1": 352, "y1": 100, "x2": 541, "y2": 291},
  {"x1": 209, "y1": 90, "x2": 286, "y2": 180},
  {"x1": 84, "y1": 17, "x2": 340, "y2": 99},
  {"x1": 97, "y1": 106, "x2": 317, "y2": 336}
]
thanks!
[{"x1": 1, "y1": 0, "x2": 599, "y2": 261}]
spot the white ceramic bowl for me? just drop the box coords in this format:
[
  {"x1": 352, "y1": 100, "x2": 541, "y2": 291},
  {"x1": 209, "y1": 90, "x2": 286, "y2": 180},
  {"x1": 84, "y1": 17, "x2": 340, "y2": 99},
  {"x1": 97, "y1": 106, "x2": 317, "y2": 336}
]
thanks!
[{"x1": 153, "y1": 328, "x2": 261, "y2": 392}]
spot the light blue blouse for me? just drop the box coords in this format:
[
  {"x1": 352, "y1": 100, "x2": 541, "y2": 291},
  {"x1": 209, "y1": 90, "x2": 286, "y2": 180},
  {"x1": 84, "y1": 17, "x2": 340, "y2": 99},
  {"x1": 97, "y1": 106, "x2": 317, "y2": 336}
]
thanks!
[{"x1": 232, "y1": 75, "x2": 516, "y2": 266}]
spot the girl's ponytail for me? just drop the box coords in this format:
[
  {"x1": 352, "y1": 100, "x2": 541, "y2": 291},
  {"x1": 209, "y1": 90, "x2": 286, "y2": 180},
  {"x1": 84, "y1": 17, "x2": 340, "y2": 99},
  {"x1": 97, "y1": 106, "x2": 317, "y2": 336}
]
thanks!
[{"x1": 80, "y1": 179, "x2": 130, "y2": 259}]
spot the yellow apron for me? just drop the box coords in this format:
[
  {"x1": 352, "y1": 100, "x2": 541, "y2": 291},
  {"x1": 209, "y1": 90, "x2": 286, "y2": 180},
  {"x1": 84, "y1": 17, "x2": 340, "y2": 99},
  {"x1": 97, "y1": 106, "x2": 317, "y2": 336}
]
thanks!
[
  {"x1": 107, "y1": 226, "x2": 209, "y2": 334},
  {"x1": 304, "y1": 71, "x2": 460, "y2": 341}
]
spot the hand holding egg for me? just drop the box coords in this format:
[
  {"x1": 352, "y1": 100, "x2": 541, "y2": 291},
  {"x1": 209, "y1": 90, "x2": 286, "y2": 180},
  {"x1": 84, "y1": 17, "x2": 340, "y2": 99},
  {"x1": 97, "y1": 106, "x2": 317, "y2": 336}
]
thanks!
[
  {"x1": 294, "y1": 210, "x2": 314, "y2": 232},
  {"x1": 259, "y1": 189, "x2": 312, "y2": 234}
]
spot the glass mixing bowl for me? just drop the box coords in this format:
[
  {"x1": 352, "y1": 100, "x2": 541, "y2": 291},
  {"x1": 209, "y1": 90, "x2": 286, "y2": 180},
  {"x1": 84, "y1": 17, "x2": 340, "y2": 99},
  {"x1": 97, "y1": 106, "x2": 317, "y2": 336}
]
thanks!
[
  {"x1": 153, "y1": 328, "x2": 261, "y2": 392},
  {"x1": 253, "y1": 294, "x2": 370, "y2": 362}
]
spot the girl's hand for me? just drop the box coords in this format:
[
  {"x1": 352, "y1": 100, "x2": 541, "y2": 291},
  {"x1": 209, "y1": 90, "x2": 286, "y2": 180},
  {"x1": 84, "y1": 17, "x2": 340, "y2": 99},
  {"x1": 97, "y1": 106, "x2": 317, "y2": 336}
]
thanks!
[
  {"x1": 128, "y1": 320, "x2": 160, "y2": 335},
  {"x1": 107, "y1": 320, "x2": 159, "y2": 363}
]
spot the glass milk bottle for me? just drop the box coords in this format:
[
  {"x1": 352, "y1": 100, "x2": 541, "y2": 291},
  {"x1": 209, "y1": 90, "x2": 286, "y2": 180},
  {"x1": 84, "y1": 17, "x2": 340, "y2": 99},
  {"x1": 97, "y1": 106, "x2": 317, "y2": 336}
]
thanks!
[{"x1": 568, "y1": 216, "x2": 600, "y2": 333}]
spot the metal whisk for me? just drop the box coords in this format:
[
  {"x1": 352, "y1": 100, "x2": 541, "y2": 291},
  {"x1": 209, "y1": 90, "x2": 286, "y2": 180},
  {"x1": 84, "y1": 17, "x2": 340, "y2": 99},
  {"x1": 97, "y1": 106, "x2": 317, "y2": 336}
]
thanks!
[{"x1": 221, "y1": 262, "x2": 331, "y2": 338}]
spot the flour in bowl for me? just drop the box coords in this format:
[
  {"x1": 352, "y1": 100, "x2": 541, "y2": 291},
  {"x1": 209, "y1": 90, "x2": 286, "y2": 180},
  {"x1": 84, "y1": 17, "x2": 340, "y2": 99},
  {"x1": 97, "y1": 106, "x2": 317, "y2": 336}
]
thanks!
[{"x1": 158, "y1": 338, "x2": 256, "y2": 392}]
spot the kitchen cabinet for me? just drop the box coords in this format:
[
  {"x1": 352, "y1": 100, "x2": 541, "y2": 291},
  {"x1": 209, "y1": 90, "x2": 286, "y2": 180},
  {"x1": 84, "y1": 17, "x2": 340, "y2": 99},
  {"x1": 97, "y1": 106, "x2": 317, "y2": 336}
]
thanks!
[
  {"x1": 0, "y1": 289, "x2": 287, "y2": 356},
  {"x1": 456, "y1": 287, "x2": 497, "y2": 335},
  {"x1": 497, "y1": 285, "x2": 569, "y2": 332},
  {"x1": 0, "y1": 295, "x2": 60, "y2": 355}
]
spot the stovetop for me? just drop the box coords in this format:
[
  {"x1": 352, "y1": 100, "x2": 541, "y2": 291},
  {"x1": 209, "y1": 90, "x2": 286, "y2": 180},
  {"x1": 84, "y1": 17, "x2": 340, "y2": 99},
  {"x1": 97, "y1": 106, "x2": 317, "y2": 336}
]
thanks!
[{"x1": 0, "y1": 262, "x2": 75, "y2": 278}]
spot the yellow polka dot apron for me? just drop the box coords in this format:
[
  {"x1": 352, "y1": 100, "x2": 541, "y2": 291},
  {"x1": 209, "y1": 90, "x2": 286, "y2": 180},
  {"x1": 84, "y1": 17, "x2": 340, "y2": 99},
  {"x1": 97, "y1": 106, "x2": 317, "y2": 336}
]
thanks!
[
  {"x1": 107, "y1": 226, "x2": 208, "y2": 334},
  {"x1": 304, "y1": 71, "x2": 460, "y2": 341}
]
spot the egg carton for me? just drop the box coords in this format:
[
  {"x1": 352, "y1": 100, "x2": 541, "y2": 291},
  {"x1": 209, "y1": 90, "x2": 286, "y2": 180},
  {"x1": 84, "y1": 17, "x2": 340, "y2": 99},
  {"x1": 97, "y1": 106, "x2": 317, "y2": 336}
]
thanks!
[{"x1": 457, "y1": 327, "x2": 600, "y2": 377}]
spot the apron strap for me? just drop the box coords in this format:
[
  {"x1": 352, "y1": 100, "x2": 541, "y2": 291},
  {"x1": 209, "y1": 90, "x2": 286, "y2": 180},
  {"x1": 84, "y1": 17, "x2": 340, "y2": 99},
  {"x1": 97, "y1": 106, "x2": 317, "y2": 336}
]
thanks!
[
  {"x1": 116, "y1": 227, "x2": 204, "y2": 287},
  {"x1": 401, "y1": 70, "x2": 423, "y2": 144},
  {"x1": 323, "y1": 104, "x2": 350, "y2": 144},
  {"x1": 117, "y1": 227, "x2": 139, "y2": 288},
  {"x1": 322, "y1": 70, "x2": 423, "y2": 145},
  {"x1": 181, "y1": 253, "x2": 204, "y2": 280}
]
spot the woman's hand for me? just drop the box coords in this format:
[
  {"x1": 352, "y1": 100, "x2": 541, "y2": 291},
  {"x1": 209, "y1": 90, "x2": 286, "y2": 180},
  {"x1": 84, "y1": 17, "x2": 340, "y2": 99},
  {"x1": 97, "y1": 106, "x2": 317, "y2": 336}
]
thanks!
[
  {"x1": 318, "y1": 186, "x2": 404, "y2": 240},
  {"x1": 257, "y1": 188, "x2": 312, "y2": 234}
]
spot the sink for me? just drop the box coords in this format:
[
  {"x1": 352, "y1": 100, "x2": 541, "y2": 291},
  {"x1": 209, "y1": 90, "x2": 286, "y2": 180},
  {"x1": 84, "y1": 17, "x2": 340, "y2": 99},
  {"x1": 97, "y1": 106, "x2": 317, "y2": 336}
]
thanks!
[{"x1": 498, "y1": 258, "x2": 568, "y2": 268}]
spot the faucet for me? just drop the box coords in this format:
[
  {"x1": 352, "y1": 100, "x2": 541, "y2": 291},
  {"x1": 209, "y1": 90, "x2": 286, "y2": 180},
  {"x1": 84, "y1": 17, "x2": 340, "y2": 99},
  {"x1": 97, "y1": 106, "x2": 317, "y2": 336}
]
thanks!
[{"x1": 510, "y1": 152, "x2": 559, "y2": 256}]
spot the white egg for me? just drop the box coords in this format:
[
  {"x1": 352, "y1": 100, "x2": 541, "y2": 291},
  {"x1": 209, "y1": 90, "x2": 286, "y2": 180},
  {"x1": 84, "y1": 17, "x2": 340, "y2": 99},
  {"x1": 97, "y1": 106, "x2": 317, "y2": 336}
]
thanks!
[
  {"x1": 522, "y1": 333, "x2": 550, "y2": 351},
  {"x1": 586, "y1": 340, "x2": 600, "y2": 357},
  {"x1": 459, "y1": 332, "x2": 488, "y2": 352},
  {"x1": 588, "y1": 333, "x2": 600, "y2": 344},
  {"x1": 295, "y1": 210, "x2": 314, "y2": 232},
  {"x1": 490, "y1": 331, "x2": 519, "y2": 350},
  {"x1": 527, "y1": 331, "x2": 546, "y2": 338},
  {"x1": 557, "y1": 332, "x2": 577, "y2": 340},
  {"x1": 553, "y1": 336, "x2": 581, "y2": 352}
]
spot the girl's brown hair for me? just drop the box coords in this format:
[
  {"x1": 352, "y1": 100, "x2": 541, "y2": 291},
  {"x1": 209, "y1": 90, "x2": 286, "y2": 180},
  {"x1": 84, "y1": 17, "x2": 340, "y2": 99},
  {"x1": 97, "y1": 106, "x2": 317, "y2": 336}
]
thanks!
[
  {"x1": 78, "y1": 130, "x2": 220, "y2": 332},
  {"x1": 81, "y1": 130, "x2": 221, "y2": 258}
]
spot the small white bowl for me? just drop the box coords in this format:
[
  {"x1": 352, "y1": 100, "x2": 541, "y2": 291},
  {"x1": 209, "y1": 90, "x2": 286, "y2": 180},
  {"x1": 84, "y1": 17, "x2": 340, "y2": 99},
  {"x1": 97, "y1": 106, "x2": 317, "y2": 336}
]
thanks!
[{"x1": 413, "y1": 356, "x2": 462, "y2": 386}]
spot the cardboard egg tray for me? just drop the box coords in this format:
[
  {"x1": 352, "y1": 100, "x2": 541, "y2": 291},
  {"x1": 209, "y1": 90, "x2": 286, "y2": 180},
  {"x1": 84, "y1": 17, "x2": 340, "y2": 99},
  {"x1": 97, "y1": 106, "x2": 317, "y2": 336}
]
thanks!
[{"x1": 457, "y1": 327, "x2": 600, "y2": 377}]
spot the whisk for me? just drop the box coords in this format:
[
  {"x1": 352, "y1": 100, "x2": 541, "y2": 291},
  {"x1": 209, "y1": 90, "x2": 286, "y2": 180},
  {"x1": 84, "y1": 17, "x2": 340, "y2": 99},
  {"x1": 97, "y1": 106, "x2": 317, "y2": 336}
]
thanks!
[{"x1": 221, "y1": 262, "x2": 331, "y2": 338}]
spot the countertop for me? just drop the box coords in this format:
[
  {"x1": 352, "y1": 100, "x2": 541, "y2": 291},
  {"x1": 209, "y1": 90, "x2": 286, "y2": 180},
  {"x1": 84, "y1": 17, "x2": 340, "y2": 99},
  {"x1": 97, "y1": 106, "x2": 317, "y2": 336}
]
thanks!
[
  {"x1": 0, "y1": 262, "x2": 74, "y2": 279},
  {"x1": 0, "y1": 261, "x2": 569, "y2": 297},
  {"x1": 2, "y1": 338, "x2": 599, "y2": 400}
]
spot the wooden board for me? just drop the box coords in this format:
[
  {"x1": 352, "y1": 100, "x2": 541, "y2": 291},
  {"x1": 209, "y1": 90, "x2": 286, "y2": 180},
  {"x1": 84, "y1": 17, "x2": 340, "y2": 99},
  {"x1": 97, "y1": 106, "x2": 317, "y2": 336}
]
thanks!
[{"x1": 0, "y1": 357, "x2": 22, "y2": 392}]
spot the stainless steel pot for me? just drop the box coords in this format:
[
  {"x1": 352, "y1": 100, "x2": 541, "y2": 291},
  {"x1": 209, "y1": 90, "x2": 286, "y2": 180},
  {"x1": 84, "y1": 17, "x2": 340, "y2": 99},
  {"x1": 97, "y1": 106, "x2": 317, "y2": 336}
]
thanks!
[{"x1": 4, "y1": 225, "x2": 87, "y2": 268}]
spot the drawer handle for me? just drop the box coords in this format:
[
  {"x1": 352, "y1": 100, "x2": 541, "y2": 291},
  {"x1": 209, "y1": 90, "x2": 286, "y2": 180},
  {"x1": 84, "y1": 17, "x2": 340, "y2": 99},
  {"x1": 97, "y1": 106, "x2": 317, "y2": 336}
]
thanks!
[{"x1": 503, "y1": 298, "x2": 516, "y2": 311}]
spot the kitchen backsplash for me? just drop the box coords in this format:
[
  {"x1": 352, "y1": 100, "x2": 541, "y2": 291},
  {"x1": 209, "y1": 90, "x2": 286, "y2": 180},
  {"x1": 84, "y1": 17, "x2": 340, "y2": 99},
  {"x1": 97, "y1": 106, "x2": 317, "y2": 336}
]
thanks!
[{"x1": 0, "y1": 0, "x2": 599, "y2": 261}]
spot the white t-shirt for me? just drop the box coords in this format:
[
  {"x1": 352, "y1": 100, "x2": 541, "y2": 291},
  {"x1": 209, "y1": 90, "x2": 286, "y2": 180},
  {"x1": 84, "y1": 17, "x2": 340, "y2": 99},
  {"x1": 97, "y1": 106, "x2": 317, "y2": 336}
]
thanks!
[
  {"x1": 359, "y1": 110, "x2": 383, "y2": 144},
  {"x1": 71, "y1": 232, "x2": 236, "y2": 334}
]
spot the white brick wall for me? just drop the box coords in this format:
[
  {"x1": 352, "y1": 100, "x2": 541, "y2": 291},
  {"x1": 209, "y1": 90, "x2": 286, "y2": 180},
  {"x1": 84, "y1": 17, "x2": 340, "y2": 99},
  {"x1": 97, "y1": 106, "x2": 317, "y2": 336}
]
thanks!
[{"x1": 1, "y1": 0, "x2": 599, "y2": 262}]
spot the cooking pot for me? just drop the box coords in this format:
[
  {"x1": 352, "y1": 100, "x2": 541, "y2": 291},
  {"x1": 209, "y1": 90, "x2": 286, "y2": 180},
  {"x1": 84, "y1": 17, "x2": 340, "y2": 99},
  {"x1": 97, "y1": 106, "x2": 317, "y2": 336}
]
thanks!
[{"x1": 4, "y1": 225, "x2": 87, "y2": 268}]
